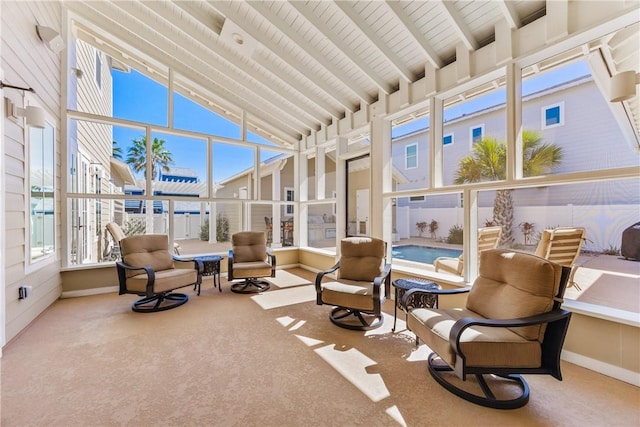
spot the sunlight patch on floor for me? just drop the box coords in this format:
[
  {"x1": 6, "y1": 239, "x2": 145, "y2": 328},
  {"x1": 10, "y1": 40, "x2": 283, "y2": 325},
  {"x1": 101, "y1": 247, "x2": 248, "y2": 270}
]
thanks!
[
  {"x1": 406, "y1": 344, "x2": 430, "y2": 362},
  {"x1": 294, "y1": 334, "x2": 324, "y2": 347},
  {"x1": 315, "y1": 344, "x2": 390, "y2": 403},
  {"x1": 265, "y1": 270, "x2": 311, "y2": 288},
  {"x1": 251, "y1": 285, "x2": 316, "y2": 309},
  {"x1": 276, "y1": 316, "x2": 296, "y2": 327},
  {"x1": 386, "y1": 405, "x2": 407, "y2": 427}
]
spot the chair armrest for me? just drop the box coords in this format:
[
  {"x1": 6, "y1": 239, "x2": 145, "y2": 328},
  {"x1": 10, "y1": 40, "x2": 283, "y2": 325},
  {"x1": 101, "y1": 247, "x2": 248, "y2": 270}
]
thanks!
[
  {"x1": 115, "y1": 261, "x2": 155, "y2": 296},
  {"x1": 267, "y1": 250, "x2": 277, "y2": 277},
  {"x1": 372, "y1": 263, "x2": 392, "y2": 300},
  {"x1": 173, "y1": 257, "x2": 204, "y2": 274},
  {"x1": 227, "y1": 250, "x2": 234, "y2": 280},
  {"x1": 314, "y1": 261, "x2": 340, "y2": 295},
  {"x1": 400, "y1": 286, "x2": 471, "y2": 310},
  {"x1": 116, "y1": 260, "x2": 153, "y2": 275},
  {"x1": 449, "y1": 309, "x2": 572, "y2": 355}
]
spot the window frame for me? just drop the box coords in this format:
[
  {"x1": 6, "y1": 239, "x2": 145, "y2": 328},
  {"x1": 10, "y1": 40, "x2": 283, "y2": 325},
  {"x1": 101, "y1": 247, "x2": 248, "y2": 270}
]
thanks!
[
  {"x1": 405, "y1": 143, "x2": 418, "y2": 169},
  {"x1": 542, "y1": 102, "x2": 564, "y2": 129},
  {"x1": 443, "y1": 133, "x2": 454, "y2": 146},
  {"x1": 284, "y1": 186, "x2": 294, "y2": 215},
  {"x1": 470, "y1": 125, "x2": 484, "y2": 145},
  {"x1": 26, "y1": 114, "x2": 57, "y2": 271}
]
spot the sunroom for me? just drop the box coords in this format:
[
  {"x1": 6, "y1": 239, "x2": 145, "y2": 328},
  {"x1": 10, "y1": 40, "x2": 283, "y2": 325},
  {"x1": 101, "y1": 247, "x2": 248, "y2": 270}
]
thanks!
[{"x1": 1, "y1": 1, "x2": 639, "y2": 423}]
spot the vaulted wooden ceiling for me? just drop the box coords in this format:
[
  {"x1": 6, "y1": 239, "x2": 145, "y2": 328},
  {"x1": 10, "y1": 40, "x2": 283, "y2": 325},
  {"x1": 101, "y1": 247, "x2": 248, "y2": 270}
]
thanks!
[{"x1": 65, "y1": 1, "x2": 639, "y2": 148}]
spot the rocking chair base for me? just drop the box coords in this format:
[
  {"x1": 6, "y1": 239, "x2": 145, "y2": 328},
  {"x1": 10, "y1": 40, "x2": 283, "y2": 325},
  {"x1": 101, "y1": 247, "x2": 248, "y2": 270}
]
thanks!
[
  {"x1": 132, "y1": 292, "x2": 189, "y2": 313},
  {"x1": 230, "y1": 279, "x2": 271, "y2": 294},
  {"x1": 330, "y1": 307, "x2": 383, "y2": 331},
  {"x1": 427, "y1": 353, "x2": 530, "y2": 410}
]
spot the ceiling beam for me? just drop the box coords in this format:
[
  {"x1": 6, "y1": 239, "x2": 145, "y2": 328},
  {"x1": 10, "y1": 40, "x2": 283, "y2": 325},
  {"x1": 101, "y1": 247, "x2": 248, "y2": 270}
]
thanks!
[
  {"x1": 334, "y1": 1, "x2": 416, "y2": 83},
  {"x1": 497, "y1": 0, "x2": 521, "y2": 30},
  {"x1": 288, "y1": 1, "x2": 393, "y2": 94},
  {"x1": 206, "y1": 0, "x2": 363, "y2": 112},
  {"x1": 112, "y1": 1, "x2": 320, "y2": 133},
  {"x1": 245, "y1": 1, "x2": 375, "y2": 103},
  {"x1": 440, "y1": 0, "x2": 479, "y2": 51},
  {"x1": 384, "y1": 0, "x2": 443, "y2": 69},
  {"x1": 66, "y1": 2, "x2": 305, "y2": 141},
  {"x1": 172, "y1": 1, "x2": 225, "y2": 35},
  {"x1": 138, "y1": 0, "x2": 336, "y2": 124}
]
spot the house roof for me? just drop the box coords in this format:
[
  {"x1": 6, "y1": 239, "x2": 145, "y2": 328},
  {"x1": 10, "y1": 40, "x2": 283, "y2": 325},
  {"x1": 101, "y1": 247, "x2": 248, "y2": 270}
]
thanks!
[{"x1": 65, "y1": 1, "x2": 639, "y2": 149}]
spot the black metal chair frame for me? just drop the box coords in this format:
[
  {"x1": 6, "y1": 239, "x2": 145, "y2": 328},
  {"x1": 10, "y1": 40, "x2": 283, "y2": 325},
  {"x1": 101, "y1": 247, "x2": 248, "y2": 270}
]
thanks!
[
  {"x1": 227, "y1": 248, "x2": 276, "y2": 294},
  {"x1": 402, "y1": 265, "x2": 572, "y2": 409},
  {"x1": 116, "y1": 256, "x2": 203, "y2": 313},
  {"x1": 315, "y1": 261, "x2": 392, "y2": 331}
]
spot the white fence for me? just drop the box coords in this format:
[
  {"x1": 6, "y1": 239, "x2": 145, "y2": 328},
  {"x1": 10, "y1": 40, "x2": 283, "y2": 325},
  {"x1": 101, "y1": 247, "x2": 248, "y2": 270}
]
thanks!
[{"x1": 397, "y1": 204, "x2": 638, "y2": 252}]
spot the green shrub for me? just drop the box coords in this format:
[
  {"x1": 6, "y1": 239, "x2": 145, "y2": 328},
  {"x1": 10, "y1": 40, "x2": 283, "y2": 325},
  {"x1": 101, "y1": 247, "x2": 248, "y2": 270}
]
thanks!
[
  {"x1": 200, "y1": 218, "x2": 209, "y2": 241},
  {"x1": 216, "y1": 213, "x2": 229, "y2": 242},
  {"x1": 446, "y1": 225, "x2": 463, "y2": 244}
]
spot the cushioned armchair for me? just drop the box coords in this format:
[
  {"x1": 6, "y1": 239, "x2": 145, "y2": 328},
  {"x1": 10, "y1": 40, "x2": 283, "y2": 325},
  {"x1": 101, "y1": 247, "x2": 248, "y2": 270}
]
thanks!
[
  {"x1": 404, "y1": 249, "x2": 571, "y2": 409},
  {"x1": 116, "y1": 234, "x2": 203, "y2": 313},
  {"x1": 315, "y1": 237, "x2": 392, "y2": 330},
  {"x1": 228, "y1": 231, "x2": 276, "y2": 294},
  {"x1": 434, "y1": 226, "x2": 502, "y2": 276}
]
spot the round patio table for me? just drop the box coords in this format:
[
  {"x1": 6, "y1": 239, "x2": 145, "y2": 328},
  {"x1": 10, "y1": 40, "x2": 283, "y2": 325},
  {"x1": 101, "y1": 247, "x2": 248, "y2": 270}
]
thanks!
[{"x1": 392, "y1": 278, "x2": 441, "y2": 332}]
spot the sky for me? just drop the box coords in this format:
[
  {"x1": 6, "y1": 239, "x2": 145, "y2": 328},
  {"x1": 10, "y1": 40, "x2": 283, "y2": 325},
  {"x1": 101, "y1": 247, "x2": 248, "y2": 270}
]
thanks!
[
  {"x1": 114, "y1": 60, "x2": 590, "y2": 179},
  {"x1": 112, "y1": 69, "x2": 277, "y2": 183}
]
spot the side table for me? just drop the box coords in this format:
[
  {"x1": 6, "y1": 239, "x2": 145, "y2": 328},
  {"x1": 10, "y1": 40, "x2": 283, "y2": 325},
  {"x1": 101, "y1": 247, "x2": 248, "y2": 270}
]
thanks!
[
  {"x1": 196, "y1": 255, "x2": 223, "y2": 294},
  {"x1": 392, "y1": 278, "x2": 441, "y2": 332},
  {"x1": 177, "y1": 255, "x2": 222, "y2": 295}
]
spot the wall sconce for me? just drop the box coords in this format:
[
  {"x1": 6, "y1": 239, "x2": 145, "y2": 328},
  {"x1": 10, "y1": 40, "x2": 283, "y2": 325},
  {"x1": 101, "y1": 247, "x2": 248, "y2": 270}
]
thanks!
[
  {"x1": 609, "y1": 70, "x2": 640, "y2": 102},
  {"x1": 4, "y1": 97, "x2": 45, "y2": 128},
  {"x1": 70, "y1": 67, "x2": 84, "y2": 79},
  {"x1": 36, "y1": 25, "x2": 65, "y2": 53}
]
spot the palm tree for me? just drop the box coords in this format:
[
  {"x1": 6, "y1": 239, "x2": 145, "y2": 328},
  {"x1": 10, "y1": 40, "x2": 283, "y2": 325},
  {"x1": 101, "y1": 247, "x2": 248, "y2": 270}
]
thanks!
[
  {"x1": 112, "y1": 140, "x2": 123, "y2": 160},
  {"x1": 454, "y1": 131, "x2": 562, "y2": 246},
  {"x1": 125, "y1": 136, "x2": 173, "y2": 180}
]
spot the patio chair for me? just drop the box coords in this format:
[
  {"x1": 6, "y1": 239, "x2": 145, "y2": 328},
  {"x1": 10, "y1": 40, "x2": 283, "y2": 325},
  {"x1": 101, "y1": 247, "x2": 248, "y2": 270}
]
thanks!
[
  {"x1": 106, "y1": 222, "x2": 181, "y2": 255},
  {"x1": 116, "y1": 234, "x2": 202, "y2": 313},
  {"x1": 315, "y1": 236, "x2": 392, "y2": 330},
  {"x1": 434, "y1": 226, "x2": 502, "y2": 276},
  {"x1": 535, "y1": 227, "x2": 587, "y2": 290},
  {"x1": 227, "y1": 231, "x2": 276, "y2": 293},
  {"x1": 404, "y1": 249, "x2": 572, "y2": 409}
]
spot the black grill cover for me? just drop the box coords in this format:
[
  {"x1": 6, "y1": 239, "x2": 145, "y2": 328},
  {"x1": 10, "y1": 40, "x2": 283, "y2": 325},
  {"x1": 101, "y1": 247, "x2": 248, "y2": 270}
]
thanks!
[{"x1": 621, "y1": 222, "x2": 640, "y2": 260}]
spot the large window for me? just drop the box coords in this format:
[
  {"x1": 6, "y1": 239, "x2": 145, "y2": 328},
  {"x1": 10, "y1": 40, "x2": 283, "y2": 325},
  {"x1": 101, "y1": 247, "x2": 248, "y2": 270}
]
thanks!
[
  {"x1": 29, "y1": 121, "x2": 56, "y2": 262},
  {"x1": 66, "y1": 37, "x2": 294, "y2": 264},
  {"x1": 442, "y1": 82, "x2": 506, "y2": 186}
]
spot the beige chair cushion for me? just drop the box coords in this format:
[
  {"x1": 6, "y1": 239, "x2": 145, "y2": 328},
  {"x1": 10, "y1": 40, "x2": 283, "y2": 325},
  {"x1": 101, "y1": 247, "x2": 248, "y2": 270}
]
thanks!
[
  {"x1": 127, "y1": 268, "x2": 197, "y2": 294},
  {"x1": 320, "y1": 280, "x2": 376, "y2": 311},
  {"x1": 338, "y1": 237, "x2": 384, "y2": 282},
  {"x1": 121, "y1": 235, "x2": 174, "y2": 278},
  {"x1": 232, "y1": 231, "x2": 267, "y2": 263},
  {"x1": 408, "y1": 307, "x2": 542, "y2": 368},
  {"x1": 466, "y1": 249, "x2": 562, "y2": 341},
  {"x1": 231, "y1": 261, "x2": 273, "y2": 279}
]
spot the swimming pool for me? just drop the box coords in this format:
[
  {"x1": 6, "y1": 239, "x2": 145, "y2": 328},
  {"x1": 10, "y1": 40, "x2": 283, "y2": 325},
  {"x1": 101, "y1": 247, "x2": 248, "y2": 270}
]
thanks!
[{"x1": 392, "y1": 245, "x2": 462, "y2": 264}]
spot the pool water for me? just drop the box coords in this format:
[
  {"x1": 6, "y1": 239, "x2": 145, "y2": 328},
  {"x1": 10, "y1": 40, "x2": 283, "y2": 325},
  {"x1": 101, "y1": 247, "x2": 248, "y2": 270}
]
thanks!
[{"x1": 392, "y1": 245, "x2": 462, "y2": 264}]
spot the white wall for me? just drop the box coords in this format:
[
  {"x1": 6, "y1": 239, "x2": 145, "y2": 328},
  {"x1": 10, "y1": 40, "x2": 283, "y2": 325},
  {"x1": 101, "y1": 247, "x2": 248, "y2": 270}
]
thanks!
[{"x1": 1, "y1": 1, "x2": 63, "y2": 343}]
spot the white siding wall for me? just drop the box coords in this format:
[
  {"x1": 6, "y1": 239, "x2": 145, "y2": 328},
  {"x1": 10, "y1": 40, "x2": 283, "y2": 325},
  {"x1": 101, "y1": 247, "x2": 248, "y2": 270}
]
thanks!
[{"x1": 2, "y1": 1, "x2": 63, "y2": 343}]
